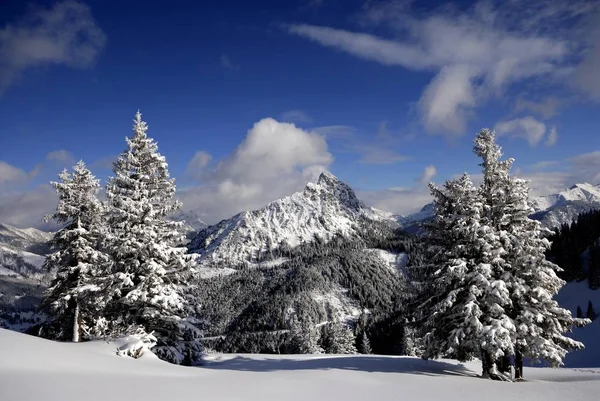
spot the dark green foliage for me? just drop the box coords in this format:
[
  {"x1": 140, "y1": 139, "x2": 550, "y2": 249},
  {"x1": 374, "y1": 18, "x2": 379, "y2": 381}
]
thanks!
[
  {"x1": 586, "y1": 301, "x2": 596, "y2": 321},
  {"x1": 547, "y1": 209, "x2": 600, "y2": 283},
  {"x1": 577, "y1": 306, "x2": 583, "y2": 319},
  {"x1": 193, "y1": 221, "x2": 416, "y2": 354},
  {"x1": 589, "y1": 240, "x2": 600, "y2": 290}
]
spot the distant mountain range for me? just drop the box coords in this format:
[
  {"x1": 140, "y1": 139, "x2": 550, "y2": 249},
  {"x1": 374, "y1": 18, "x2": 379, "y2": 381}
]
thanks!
[
  {"x1": 0, "y1": 223, "x2": 51, "y2": 278},
  {"x1": 397, "y1": 182, "x2": 600, "y2": 231},
  {"x1": 530, "y1": 183, "x2": 600, "y2": 229},
  {"x1": 188, "y1": 172, "x2": 398, "y2": 266}
]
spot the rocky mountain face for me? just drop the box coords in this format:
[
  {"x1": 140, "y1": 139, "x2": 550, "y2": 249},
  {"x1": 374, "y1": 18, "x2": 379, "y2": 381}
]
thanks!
[
  {"x1": 0, "y1": 223, "x2": 51, "y2": 329},
  {"x1": 530, "y1": 183, "x2": 600, "y2": 229},
  {"x1": 188, "y1": 172, "x2": 399, "y2": 266},
  {"x1": 0, "y1": 223, "x2": 51, "y2": 278}
]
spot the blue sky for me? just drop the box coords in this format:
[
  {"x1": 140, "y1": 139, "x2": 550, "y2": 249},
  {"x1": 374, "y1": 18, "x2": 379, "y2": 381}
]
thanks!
[{"x1": 0, "y1": 0, "x2": 599, "y2": 228}]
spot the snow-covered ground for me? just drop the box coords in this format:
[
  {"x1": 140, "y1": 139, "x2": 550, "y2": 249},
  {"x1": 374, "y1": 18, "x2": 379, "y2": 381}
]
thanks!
[
  {"x1": 555, "y1": 281, "x2": 600, "y2": 368},
  {"x1": 1, "y1": 328, "x2": 599, "y2": 401}
]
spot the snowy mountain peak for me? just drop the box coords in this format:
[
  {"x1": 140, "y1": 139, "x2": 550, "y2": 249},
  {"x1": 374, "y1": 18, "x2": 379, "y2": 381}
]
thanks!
[
  {"x1": 188, "y1": 174, "x2": 397, "y2": 266},
  {"x1": 529, "y1": 183, "x2": 600, "y2": 229}
]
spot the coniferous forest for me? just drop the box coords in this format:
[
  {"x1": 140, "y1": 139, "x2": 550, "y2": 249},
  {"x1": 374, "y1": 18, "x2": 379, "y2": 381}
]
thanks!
[{"x1": 14, "y1": 112, "x2": 595, "y2": 381}]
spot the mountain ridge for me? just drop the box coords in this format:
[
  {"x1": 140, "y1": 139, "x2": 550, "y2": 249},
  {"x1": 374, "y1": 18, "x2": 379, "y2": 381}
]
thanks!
[{"x1": 188, "y1": 172, "x2": 399, "y2": 266}]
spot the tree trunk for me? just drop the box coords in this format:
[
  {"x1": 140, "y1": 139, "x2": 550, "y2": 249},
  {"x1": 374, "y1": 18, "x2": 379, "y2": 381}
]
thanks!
[
  {"x1": 72, "y1": 302, "x2": 80, "y2": 343},
  {"x1": 514, "y1": 351, "x2": 523, "y2": 380}
]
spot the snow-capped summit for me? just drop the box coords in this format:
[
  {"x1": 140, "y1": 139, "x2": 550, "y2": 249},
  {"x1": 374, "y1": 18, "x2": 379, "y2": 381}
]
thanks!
[
  {"x1": 188, "y1": 172, "x2": 397, "y2": 266},
  {"x1": 530, "y1": 183, "x2": 600, "y2": 229}
]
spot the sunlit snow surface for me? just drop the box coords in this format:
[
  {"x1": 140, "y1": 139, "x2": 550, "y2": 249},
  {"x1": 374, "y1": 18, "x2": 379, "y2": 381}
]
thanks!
[{"x1": 1, "y1": 328, "x2": 599, "y2": 401}]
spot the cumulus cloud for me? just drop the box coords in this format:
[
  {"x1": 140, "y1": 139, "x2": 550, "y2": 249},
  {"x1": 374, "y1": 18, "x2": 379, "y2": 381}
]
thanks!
[
  {"x1": 0, "y1": 0, "x2": 106, "y2": 96},
  {"x1": 495, "y1": 116, "x2": 547, "y2": 147},
  {"x1": 46, "y1": 149, "x2": 75, "y2": 165},
  {"x1": 417, "y1": 165, "x2": 437, "y2": 185},
  {"x1": 280, "y1": 110, "x2": 313, "y2": 124},
  {"x1": 178, "y1": 118, "x2": 333, "y2": 223},
  {"x1": 287, "y1": 1, "x2": 598, "y2": 136}
]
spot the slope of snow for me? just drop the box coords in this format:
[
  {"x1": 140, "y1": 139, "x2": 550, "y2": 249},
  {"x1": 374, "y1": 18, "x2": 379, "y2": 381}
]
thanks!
[
  {"x1": 367, "y1": 249, "x2": 408, "y2": 274},
  {"x1": 1, "y1": 328, "x2": 599, "y2": 401},
  {"x1": 189, "y1": 172, "x2": 398, "y2": 266},
  {"x1": 554, "y1": 281, "x2": 600, "y2": 368}
]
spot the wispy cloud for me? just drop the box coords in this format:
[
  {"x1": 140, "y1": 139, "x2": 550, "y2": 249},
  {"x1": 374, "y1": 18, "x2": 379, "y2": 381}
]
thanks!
[
  {"x1": 514, "y1": 97, "x2": 560, "y2": 120},
  {"x1": 286, "y1": 1, "x2": 600, "y2": 137},
  {"x1": 417, "y1": 165, "x2": 437, "y2": 185},
  {"x1": 495, "y1": 116, "x2": 547, "y2": 147},
  {"x1": 545, "y1": 127, "x2": 558, "y2": 146},
  {"x1": 220, "y1": 54, "x2": 240, "y2": 71},
  {"x1": 0, "y1": 1, "x2": 106, "y2": 97},
  {"x1": 280, "y1": 110, "x2": 313, "y2": 124},
  {"x1": 46, "y1": 149, "x2": 75, "y2": 165}
]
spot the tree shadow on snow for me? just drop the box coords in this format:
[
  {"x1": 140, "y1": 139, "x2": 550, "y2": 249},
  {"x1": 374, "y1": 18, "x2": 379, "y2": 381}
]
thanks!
[{"x1": 199, "y1": 355, "x2": 475, "y2": 378}]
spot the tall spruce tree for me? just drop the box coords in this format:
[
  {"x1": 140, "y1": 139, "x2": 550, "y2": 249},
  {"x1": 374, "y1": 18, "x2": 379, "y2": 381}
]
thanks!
[
  {"x1": 422, "y1": 173, "x2": 513, "y2": 377},
  {"x1": 474, "y1": 129, "x2": 587, "y2": 378},
  {"x1": 42, "y1": 161, "x2": 109, "y2": 342},
  {"x1": 103, "y1": 111, "x2": 200, "y2": 363}
]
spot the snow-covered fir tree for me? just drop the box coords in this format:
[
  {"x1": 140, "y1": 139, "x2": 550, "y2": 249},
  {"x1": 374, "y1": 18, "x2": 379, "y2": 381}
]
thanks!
[
  {"x1": 103, "y1": 111, "x2": 200, "y2": 363},
  {"x1": 289, "y1": 315, "x2": 324, "y2": 354},
  {"x1": 359, "y1": 331, "x2": 372, "y2": 355},
  {"x1": 322, "y1": 319, "x2": 357, "y2": 354},
  {"x1": 42, "y1": 161, "x2": 110, "y2": 342},
  {"x1": 474, "y1": 129, "x2": 587, "y2": 378},
  {"x1": 422, "y1": 173, "x2": 514, "y2": 376}
]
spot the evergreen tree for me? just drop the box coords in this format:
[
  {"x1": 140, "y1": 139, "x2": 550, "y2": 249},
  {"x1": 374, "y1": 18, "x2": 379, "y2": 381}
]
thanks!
[
  {"x1": 103, "y1": 111, "x2": 200, "y2": 363},
  {"x1": 289, "y1": 315, "x2": 323, "y2": 354},
  {"x1": 577, "y1": 306, "x2": 583, "y2": 319},
  {"x1": 360, "y1": 331, "x2": 372, "y2": 355},
  {"x1": 586, "y1": 301, "x2": 596, "y2": 321},
  {"x1": 42, "y1": 161, "x2": 110, "y2": 342},
  {"x1": 322, "y1": 319, "x2": 357, "y2": 354},
  {"x1": 589, "y1": 239, "x2": 600, "y2": 290},
  {"x1": 422, "y1": 173, "x2": 513, "y2": 376},
  {"x1": 474, "y1": 129, "x2": 587, "y2": 377}
]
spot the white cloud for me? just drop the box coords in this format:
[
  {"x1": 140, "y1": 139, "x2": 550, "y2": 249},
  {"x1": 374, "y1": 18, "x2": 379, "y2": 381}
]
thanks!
[
  {"x1": 0, "y1": 184, "x2": 57, "y2": 230},
  {"x1": 0, "y1": 0, "x2": 106, "y2": 96},
  {"x1": 220, "y1": 54, "x2": 239, "y2": 71},
  {"x1": 185, "y1": 151, "x2": 213, "y2": 180},
  {"x1": 178, "y1": 118, "x2": 333, "y2": 223},
  {"x1": 545, "y1": 127, "x2": 558, "y2": 146},
  {"x1": 46, "y1": 149, "x2": 75, "y2": 165},
  {"x1": 574, "y1": 12, "x2": 600, "y2": 102},
  {"x1": 494, "y1": 116, "x2": 547, "y2": 147},
  {"x1": 286, "y1": 1, "x2": 597, "y2": 136},
  {"x1": 514, "y1": 97, "x2": 560, "y2": 119},
  {"x1": 418, "y1": 165, "x2": 437, "y2": 185},
  {"x1": 358, "y1": 186, "x2": 432, "y2": 216},
  {"x1": 0, "y1": 161, "x2": 29, "y2": 185},
  {"x1": 280, "y1": 110, "x2": 313, "y2": 124},
  {"x1": 567, "y1": 151, "x2": 600, "y2": 185},
  {"x1": 418, "y1": 65, "x2": 477, "y2": 134}
]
